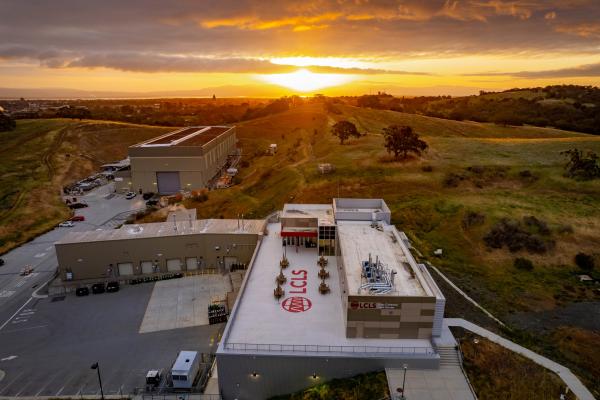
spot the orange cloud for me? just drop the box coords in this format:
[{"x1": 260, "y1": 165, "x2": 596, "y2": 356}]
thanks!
[
  {"x1": 555, "y1": 22, "x2": 600, "y2": 38},
  {"x1": 201, "y1": 12, "x2": 341, "y2": 31}
]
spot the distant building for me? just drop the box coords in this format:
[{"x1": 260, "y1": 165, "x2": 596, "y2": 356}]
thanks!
[{"x1": 117, "y1": 126, "x2": 237, "y2": 194}]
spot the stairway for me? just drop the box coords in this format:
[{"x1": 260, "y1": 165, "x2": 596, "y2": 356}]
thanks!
[{"x1": 437, "y1": 345, "x2": 462, "y2": 367}]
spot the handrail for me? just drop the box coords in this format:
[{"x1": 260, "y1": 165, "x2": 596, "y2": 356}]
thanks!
[
  {"x1": 223, "y1": 342, "x2": 436, "y2": 355},
  {"x1": 456, "y1": 339, "x2": 479, "y2": 400}
]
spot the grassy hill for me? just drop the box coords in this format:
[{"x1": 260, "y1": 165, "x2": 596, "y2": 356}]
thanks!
[
  {"x1": 138, "y1": 102, "x2": 600, "y2": 394},
  {"x1": 0, "y1": 119, "x2": 171, "y2": 253}
]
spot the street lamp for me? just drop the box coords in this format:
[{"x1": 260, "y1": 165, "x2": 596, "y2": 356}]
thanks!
[
  {"x1": 401, "y1": 363, "x2": 408, "y2": 400},
  {"x1": 90, "y1": 362, "x2": 105, "y2": 400}
]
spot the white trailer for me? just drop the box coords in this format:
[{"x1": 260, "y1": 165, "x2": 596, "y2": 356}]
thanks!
[{"x1": 171, "y1": 351, "x2": 200, "y2": 389}]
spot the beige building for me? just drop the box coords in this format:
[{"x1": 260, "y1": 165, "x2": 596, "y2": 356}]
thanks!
[
  {"x1": 55, "y1": 218, "x2": 265, "y2": 282},
  {"x1": 117, "y1": 126, "x2": 237, "y2": 194}
]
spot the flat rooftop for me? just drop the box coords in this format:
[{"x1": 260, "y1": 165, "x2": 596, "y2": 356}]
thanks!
[
  {"x1": 337, "y1": 222, "x2": 427, "y2": 297},
  {"x1": 222, "y1": 223, "x2": 433, "y2": 355},
  {"x1": 281, "y1": 203, "x2": 335, "y2": 226},
  {"x1": 56, "y1": 218, "x2": 265, "y2": 245},
  {"x1": 134, "y1": 126, "x2": 232, "y2": 148}
]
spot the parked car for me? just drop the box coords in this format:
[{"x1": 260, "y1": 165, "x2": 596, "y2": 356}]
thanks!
[
  {"x1": 106, "y1": 281, "x2": 120, "y2": 293},
  {"x1": 70, "y1": 215, "x2": 85, "y2": 222},
  {"x1": 125, "y1": 191, "x2": 136, "y2": 199},
  {"x1": 0, "y1": 258, "x2": 4, "y2": 266},
  {"x1": 142, "y1": 192, "x2": 155, "y2": 200},
  {"x1": 58, "y1": 221, "x2": 75, "y2": 228},
  {"x1": 75, "y1": 287, "x2": 90, "y2": 296},
  {"x1": 20, "y1": 266, "x2": 33, "y2": 276},
  {"x1": 91, "y1": 283, "x2": 105, "y2": 294},
  {"x1": 68, "y1": 202, "x2": 88, "y2": 209},
  {"x1": 146, "y1": 199, "x2": 159, "y2": 206}
]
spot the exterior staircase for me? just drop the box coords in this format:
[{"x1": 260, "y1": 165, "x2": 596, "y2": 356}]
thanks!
[{"x1": 437, "y1": 345, "x2": 462, "y2": 367}]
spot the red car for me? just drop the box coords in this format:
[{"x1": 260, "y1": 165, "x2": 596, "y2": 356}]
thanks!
[{"x1": 70, "y1": 215, "x2": 85, "y2": 222}]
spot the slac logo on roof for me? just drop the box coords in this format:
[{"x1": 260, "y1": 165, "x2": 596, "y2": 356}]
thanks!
[{"x1": 282, "y1": 296, "x2": 312, "y2": 313}]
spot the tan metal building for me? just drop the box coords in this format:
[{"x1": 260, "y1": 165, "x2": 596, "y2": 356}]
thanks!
[
  {"x1": 55, "y1": 218, "x2": 265, "y2": 282},
  {"x1": 125, "y1": 126, "x2": 236, "y2": 194}
]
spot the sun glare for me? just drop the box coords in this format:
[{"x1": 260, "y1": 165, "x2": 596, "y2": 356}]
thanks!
[{"x1": 258, "y1": 68, "x2": 355, "y2": 92}]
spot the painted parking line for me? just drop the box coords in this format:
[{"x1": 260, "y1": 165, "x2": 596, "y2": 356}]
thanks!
[
  {"x1": 0, "y1": 297, "x2": 32, "y2": 331},
  {"x1": 35, "y1": 371, "x2": 64, "y2": 396},
  {"x1": 0, "y1": 325, "x2": 47, "y2": 334},
  {"x1": 0, "y1": 370, "x2": 25, "y2": 396}
]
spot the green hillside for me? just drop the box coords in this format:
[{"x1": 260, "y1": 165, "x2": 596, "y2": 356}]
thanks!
[
  {"x1": 137, "y1": 102, "x2": 600, "y2": 393},
  {"x1": 0, "y1": 119, "x2": 171, "y2": 253}
]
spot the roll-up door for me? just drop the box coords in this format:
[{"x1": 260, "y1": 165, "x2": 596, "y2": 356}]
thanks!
[
  {"x1": 118, "y1": 262, "x2": 133, "y2": 276},
  {"x1": 166, "y1": 258, "x2": 182, "y2": 272},
  {"x1": 186, "y1": 257, "x2": 198, "y2": 270},
  {"x1": 156, "y1": 172, "x2": 181, "y2": 195},
  {"x1": 141, "y1": 261, "x2": 154, "y2": 274}
]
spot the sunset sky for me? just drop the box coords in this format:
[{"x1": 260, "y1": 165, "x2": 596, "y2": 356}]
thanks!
[{"x1": 1, "y1": 0, "x2": 600, "y2": 97}]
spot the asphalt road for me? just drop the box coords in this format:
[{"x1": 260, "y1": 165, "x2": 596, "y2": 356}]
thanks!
[
  {"x1": 0, "y1": 183, "x2": 145, "y2": 328},
  {"x1": 0, "y1": 282, "x2": 223, "y2": 396},
  {"x1": 0, "y1": 182, "x2": 148, "y2": 391}
]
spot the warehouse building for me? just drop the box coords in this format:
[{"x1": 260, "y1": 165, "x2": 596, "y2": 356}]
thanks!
[
  {"x1": 55, "y1": 217, "x2": 265, "y2": 283},
  {"x1": 117, "y1": 126, "x2": 237, "y2": 194},
  {"x1": 217, "y1": 199, "x2": 446, "y2": 400}
]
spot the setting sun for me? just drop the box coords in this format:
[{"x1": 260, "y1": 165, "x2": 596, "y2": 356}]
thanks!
[{"x1": 257, "y1": 68, "x2": 355, "y2": 92}]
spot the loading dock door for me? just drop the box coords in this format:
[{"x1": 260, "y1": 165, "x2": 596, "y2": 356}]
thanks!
[
  {"x1": 118, "y1": 262, "x2": 134, "y2": 276},
  {"x1": 166, "y1": 258, "x2": 182, "y2": 272},
  {"x1": 141, "y1": 261, "x2": 154, "y2": 274},
  {"x1": 186, "y1": 257, "x2": 198, "y2": 270},
  {"x1": 156, "y1": 172, "x2": 181, "y2": 195}
]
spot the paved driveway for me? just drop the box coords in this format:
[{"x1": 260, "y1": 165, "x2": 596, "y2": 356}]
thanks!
[
  {"x1": 0, "y1": 182, "x2": 146, "y2": 346},
  {"x1": 0, "y1": 282, "x2": 223, "y2": 396}
]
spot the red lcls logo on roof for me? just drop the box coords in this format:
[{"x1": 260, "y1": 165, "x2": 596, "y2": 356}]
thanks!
[
  {"x1": 282, "y1": 296, "x2": 312, "y2": 313},
  {"x1": 350, "y1": 302, "x2": 359, "y2": 309}
]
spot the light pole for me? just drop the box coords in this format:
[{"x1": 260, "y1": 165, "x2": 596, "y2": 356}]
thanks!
[
  {"x1": 400, "y1": 363, "x2": 408, "y2": 400},
  {"x1": 90, "y1": 362, "x2": 105, "y2": 400}
]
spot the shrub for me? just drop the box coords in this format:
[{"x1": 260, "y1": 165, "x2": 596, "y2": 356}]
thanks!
[
  {"x1": 523, "y1": 215, "x2": 551, "y2": 235},
  {"x1": 421, "y1": 165, "x2": 433, "y2": 172},
  {"x1": 462, "y1": 211, "x2": 485, "y2": 229},
  {"x1": 191, "y1": 189, "x2": 209, "y2": 202},
  {"x1": 240, "y1": 160, "x2": 250, "y2": 168},
  {"x1": 514, "y1": 257, "x2": 534, "y2": 271},
  {"x1": 483, "y1": 218, "x2": 554, "y2": 254},
  {"x1": 443, "y1": 172, "x2": 466, "y2": 188},
  {"x1": 575, "y1": 253, "x2": 595, "y2": 272}
]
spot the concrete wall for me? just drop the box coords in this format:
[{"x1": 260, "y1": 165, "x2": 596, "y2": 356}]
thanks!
[
  {"x1": 56, "y1": 232, "x2": 258, "y2": 281},
  {"x1": 333, "y1": 198, "x2": 391, "y2": 224},
  {"x1": 129, "y1": 128, "x2": 236, "y2": 194},
  {"x1": 217, "y1": 352, "x2": 439, "y2": 400}
]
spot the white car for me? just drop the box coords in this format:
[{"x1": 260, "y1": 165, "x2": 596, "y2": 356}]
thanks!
[
  {"x1": 58, "y1": 221, "x2": 75, "y2": 228},
  {"x1": 125, "y1": 191, "x2": 136, "y2": 199}
]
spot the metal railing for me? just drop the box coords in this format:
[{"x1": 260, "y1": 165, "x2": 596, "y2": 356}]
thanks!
[
  {"x1": 141, "y1": 394, "x2": 221, "y2": 400},
  {"x1": 223, "y1": 342, "x2": 435, "y2": 355}
]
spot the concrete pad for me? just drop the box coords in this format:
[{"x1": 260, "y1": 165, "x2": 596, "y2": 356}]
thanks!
[
  {"x1": 139, "y1": 275, "x2": 231, "y2": 333},
  {"x1": 387, "y1": 367, "x2": 476, "y2": 400}
]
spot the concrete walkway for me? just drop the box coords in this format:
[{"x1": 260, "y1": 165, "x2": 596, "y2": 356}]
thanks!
[
  {"x1": 427, "y1": 264, "x2": 506, "y2": 327},
  {"x1": 446, "y1": 318, "x2": 595, "y2": 400}
]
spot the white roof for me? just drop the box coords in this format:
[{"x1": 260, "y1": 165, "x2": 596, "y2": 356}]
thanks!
[
  {"x1": 337, "y1": 222, "x2": 427, "y2": 297},
  {"x1": 281, "y1": 203, "x2": 335, "y2": 226},
  {"x1": 56, "y1": 218, "x2": 265, "y2": 244},
  {"x1": 222, "y1": 223, "x2": 432, "y2": 354},
  {"x1": 172, "y1": 351, "x2": 198, "y2": 373}
]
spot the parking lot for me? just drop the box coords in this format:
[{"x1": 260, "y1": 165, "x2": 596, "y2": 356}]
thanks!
[{"x1": 0, "y1": 280, "x2": 225, "y2": 396}]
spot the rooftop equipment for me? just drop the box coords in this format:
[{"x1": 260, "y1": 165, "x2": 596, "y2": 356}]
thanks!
[
  {"x1": 359, "y1": 253, "x2": 395, "y2": 295},
  {"x1": 319, "y1": 279, "x2": 330, "y2": 294},
  {"x1": 276, "y1": 268, "x2": 287, "y2": 284}
]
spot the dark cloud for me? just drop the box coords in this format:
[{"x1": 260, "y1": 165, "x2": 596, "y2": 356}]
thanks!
[
  {"x1": 0, "y1": 0, "x2": 599, "y2": 74},
  {"x1": 464, "y1": 62, "x2": 600, "y2": 78}
]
